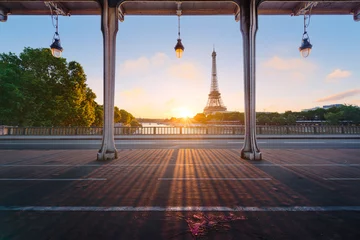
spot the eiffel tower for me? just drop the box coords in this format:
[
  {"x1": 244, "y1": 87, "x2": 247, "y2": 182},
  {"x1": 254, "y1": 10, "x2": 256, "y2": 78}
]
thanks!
[{"x1": 203, "y1": 48, "x2": 227, "y2": 115}]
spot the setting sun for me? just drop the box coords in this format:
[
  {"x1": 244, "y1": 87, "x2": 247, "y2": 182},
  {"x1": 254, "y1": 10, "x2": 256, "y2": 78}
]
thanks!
[{"x1": 173, "y1": 107, "x2": 194, "y2": 119}]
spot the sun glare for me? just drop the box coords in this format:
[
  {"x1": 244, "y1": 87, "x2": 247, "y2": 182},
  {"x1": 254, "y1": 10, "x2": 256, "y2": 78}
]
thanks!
[{"x1": 175, "y1": 107, "x2": 193, "y2": 119}]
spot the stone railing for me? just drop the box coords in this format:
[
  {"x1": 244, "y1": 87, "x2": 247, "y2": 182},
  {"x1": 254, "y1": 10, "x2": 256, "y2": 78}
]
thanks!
[{"x1": 1, "y1": 125, "x2": 360, "y2": 135}]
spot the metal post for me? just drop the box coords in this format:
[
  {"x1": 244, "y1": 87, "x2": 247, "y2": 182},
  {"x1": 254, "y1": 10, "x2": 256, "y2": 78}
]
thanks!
[
  {"x1": 97, "y1": 0, "x2": 118, "y2": 161},
  {"x1": 239, "y1": 0, "x2": 262, "y2": 160}
]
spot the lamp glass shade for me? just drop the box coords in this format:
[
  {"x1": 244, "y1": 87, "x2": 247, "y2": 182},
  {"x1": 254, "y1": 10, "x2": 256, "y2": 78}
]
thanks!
[
  {"x1": 50, "y1": 38, "x2": 63, "y2": 58},
  {"x1": 175, "y1": 49, "x2": 183, "y2": 58},
  {"x1": 299, "y1": 38, "x2": 312, "y2": 58},
  {"x1": 51, "y1": 48, "x2": 62, "y2": 58},
  {"x1": 300, "y1": 48, "x2": 311, "y2": 58},
  {"x1": 174, "y1": 39, "x2": 184, "y2": 58}
]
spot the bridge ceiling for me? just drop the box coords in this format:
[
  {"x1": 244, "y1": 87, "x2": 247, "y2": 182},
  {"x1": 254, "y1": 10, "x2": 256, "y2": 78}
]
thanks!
[{"x1": 0, "y1": 1, "x2": 359, "y2": 16}]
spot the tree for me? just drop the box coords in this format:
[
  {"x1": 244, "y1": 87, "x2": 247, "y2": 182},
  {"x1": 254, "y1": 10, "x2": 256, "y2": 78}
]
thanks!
[
  {"x1": 114, "y1": 106, "x2": 122, "y2": 124},
  {"x1": 120, "y1": 109, "x2": 134, "y2": 125},
  {"x1": 257, "y1": 115, "x2": 271, "y2": 125},
  {"x1": 271, "y1": 116, "x2": 286, "y2": 125},
  {"x1": 92, "y1": 104, "x2": 104, "y2": 127},
  {"x1": 0, "y1": 47, "x2": 138, "y2": 127},
  {"x1": 193, "y1": 113, "x2": 206, "y2": 123},
  {"x1": 0, "y1": 52, "x2": 27, "y2": 125},
  {"x1": 325, "y1": 111, "x2": 344, "y2": 125},
  {"x1": 341, "y1": 105, "x2": 360, "y2": 124},
  {"x1": 286, "y1": 114, "x2": 297, "y2": 125}
]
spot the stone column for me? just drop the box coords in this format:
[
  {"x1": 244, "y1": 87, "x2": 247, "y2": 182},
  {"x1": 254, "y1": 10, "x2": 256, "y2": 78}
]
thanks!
[
  {"x1": 97, "y1": 0, "x2": 118, "y2": 161},
  {"x1": 239, "y1": 0, "x2": 262, "y2": 160}
]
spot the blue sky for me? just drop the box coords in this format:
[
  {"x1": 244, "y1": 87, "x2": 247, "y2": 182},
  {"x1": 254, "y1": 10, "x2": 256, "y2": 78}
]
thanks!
[{"x1": 0, "y1": 13, "x2": 359, "y2": 118}]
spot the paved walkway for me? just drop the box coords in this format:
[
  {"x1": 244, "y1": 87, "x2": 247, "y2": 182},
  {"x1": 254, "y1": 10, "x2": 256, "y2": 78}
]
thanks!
[{"x1": 0, "y1": 149, "x2": 359, "y2": 239}]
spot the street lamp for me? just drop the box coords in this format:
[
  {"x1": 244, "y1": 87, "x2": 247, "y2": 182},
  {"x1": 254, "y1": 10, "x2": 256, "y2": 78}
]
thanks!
[
  {"x1": 47, "y1": 3, "x2": 63, "y2": 58},
  {"x1": 174, "y1": 2, "x2": 184, "y2": 58},
  {"x1": 299, "y1": 8, "x2": 313, "y2": 58}
]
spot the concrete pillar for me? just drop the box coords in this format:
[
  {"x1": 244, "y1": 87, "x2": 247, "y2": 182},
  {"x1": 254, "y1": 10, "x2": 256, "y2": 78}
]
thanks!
[
  {"x1": 239, "y1": 0, "x2": 262, "y2": 160},
  {"x1": 97, "y1": 0, "x2": 118, "y2": 161}
]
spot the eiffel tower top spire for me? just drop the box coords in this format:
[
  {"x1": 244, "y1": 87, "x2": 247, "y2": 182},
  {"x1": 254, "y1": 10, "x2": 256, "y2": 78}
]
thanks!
[{"x1": 203, "y1": 48, "x2": 227, "y2": 115}]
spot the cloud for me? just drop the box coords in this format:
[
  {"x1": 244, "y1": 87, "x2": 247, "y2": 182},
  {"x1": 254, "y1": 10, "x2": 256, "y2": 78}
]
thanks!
[
  {"x1": 120, "y1": 88, "x2": 145, "y2": 98},
  {"x1": 119, "y1": 57, "x2": 150, "y2": 76},
  {"x1": 165, "y1": 98, "x2": 177, "y2": 107},
  {"x1": 317, "y1": 89, "x2": 360, "y2": 102},
  {"x1": 326, "y1": 69, "x2": 351, "y2": 82},
  {"x1": 166, "y1": 62, "x2": 203, "y2": 81},
  {"x1": 118, "y1": 52, "x2": 169, "y2": 76},
  {"x1": 260, "y1": 56, "x2": 317, "y2": 83},
  {"x1": 263, "y1": 56, "x2": 316, "y2": 71},
  {"x1": 151, "y1": 53, "x2": 169, "y2": 67}
]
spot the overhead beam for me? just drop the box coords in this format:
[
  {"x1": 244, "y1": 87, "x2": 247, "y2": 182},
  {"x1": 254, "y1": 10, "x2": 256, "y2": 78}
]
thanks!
[
  {"x1": 0, "y1": 0, "x2": 359, "y2": 16},
  {"x1": 0, "y1": 0, "x2": 360, "y2": 2}
]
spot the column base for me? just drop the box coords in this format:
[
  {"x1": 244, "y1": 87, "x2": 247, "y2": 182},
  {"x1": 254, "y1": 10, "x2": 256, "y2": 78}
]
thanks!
[
  {"x1": 97, "y1": 150, "x2": 118, "y2": 161},
  {"x1": 241, "y1": 150, "x2": 262, "y2": 161}
]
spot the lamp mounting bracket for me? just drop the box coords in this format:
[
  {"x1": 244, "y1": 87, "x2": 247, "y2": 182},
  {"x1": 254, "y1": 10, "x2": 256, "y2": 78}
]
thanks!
[
  {"x1": 0, "y1": 6, "x2": 9, "y2": 22},
  {"x1": 118, "y1": 4, "x2": 125, "y2": 22},
  {"x1": 44, "y1": 1, "x2": 70, "y2": 16},
  {"x1": 291, "y1": 2, "x2": 318, "y2": 16},
  {"x1": 351, "y1": 6, "x2": 360, "y2": 21},
  {"x1": 176, "y1": 1, "x2": 182, "y2": 16}
]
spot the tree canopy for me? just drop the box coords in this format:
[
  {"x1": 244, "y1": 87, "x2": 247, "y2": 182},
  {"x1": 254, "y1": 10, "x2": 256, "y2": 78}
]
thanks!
[
  {"x1": 0, "y1": 47, "x2": 140, "y2": 127},
  {"x1": 188, "y1": 105, "x2": 360, "y2": 126}
]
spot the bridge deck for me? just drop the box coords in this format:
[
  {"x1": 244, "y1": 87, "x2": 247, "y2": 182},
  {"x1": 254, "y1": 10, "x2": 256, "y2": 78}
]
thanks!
[{"x1": 0, "y1": 148, "x2": 359, "y2": 239}]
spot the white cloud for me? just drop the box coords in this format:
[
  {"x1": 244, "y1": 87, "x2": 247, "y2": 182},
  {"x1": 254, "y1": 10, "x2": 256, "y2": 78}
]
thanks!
[
  {"x1": 263, "y1": 56, "x2": 316, "y2": 72},
  {"x1": 260, "y1": 56, "x2": 317, "y2": 83},
  {"x1": 326, "y1": 69, "x2": 351, "y2": 82},
  {"x1": 120, "y1": 88, "x2": 145, "y2": 98},
  {"x1": 119, "y1": 57, "x2": 150, "y2": 76},
  {"x1": 317, "y1": 89, "x2": 360, "y2": 102},
  {"x1": 166, "y1": 62, "x2": 204, "y2": 81},
  {"x1": 151, "y1": 53, "x2": 169, "y2": 67},
  {"x1": 118, "y1": 52, "x2": 169, "y2": 76}
]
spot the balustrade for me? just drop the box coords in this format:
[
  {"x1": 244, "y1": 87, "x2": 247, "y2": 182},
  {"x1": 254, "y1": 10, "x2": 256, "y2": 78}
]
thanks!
[{"x1": 1, "y1": 125, "x2": 360, "y2": 136}]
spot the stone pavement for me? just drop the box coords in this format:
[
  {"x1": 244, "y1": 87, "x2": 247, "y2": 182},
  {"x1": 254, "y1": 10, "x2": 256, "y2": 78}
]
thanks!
[{"x1": 0, "y1": 149, "x2": 359, "y2": 239}]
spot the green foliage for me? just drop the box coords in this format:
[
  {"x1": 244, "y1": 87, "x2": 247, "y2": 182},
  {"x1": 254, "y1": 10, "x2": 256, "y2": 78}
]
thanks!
[
  {"x1": 197, "y1": 112, "x2": 244, "y2": 124},
  {"x1": 257, "y1": 115, "x2": 271, "y2": 125},
  {"x1": 120, "y1": 109, "x2": 134, "y2": 125},
  {"x1": 193, "y1": 113, "x2": 206, "y2": 123},
  {"x1": 325, "y1": 111, "x2": 344, "y2": 125},
  {"x1": 286, "y1": 114, "x2": 297, "y2": 125},
  {"x1": 271, "y1": 116, "x2": 286, "y2": 125},
  {"x1": 130, "y1": 119, "x2": 142, "y2": 127},
  {"x1": 0, "y1": 48, "x2": 97, "y2": 127},
  {"x1": 192, "y1": 106, "x2": 360, "y2": 126},
  {"x1": 92, "y1": 104, "x2": 104, "y2": 127},
  {"x1": 0, "y1": 47, "x2": 139, "y2": 127},
  {"x1": 340, "y1": 105, "x2": 360, "y2": 124}
]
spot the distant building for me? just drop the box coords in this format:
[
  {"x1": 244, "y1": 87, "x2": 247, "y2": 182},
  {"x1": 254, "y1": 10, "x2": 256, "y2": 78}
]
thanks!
[
  {"x1": 323, "y1": 104, "x2": 343, "y2": 109},
  {"x1": 302, "y1": 104, "x2": 343, "y2": 112}
]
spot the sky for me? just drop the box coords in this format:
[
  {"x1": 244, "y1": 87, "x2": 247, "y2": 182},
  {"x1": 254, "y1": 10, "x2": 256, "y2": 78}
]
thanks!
[{"x1": 0, "y1": 12, "x2": 359, "y2": 118}]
